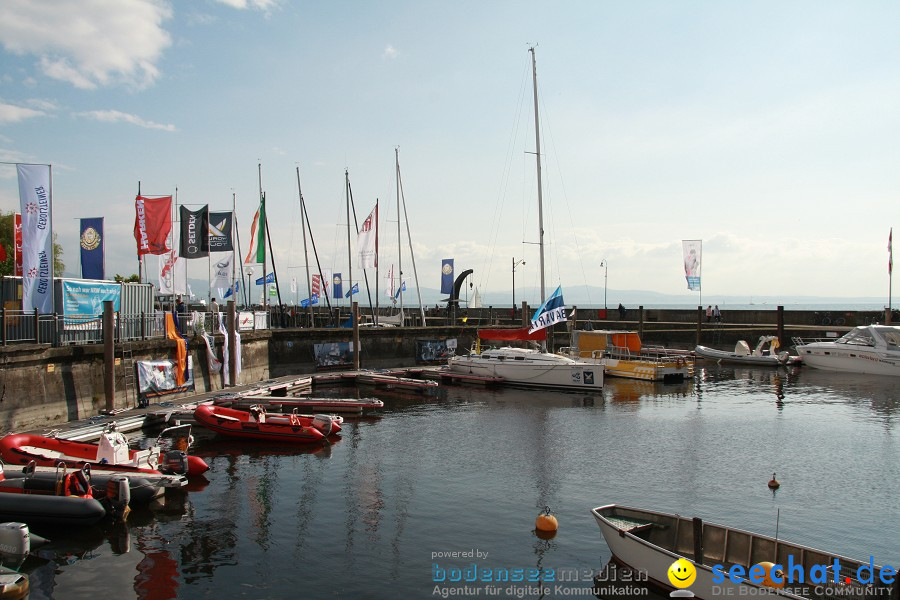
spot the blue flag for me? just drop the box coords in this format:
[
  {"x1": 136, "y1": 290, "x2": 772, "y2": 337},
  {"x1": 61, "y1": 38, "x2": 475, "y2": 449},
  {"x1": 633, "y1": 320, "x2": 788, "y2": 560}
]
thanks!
[
  {"x1": 333, "y1": 273, "x2": 343, "y2": 299},
  {"x1": 440, "y1": 259, "x2": 454, "y2": 294},
  {"x1": 394, "y1": 281, "x2": 406, "y2": 299},
  {"x1": 528, "y1": 285, "x2": 567, "y2": 334},
  {"x1": 301, "y1": 293, "x2": 320, "y2": 308},
  {"x1": 79, "y1": 217, "x2": 104, "y2": 280},
  {"x1": 255, "y1": 272, "x2": 275, "y2": 285},
  {"x1": 223, "y1": 280, "x2": 240, "y2": 299},
  {"x1": 345, "y1": 282, "x2": 359, "y2": 298}
]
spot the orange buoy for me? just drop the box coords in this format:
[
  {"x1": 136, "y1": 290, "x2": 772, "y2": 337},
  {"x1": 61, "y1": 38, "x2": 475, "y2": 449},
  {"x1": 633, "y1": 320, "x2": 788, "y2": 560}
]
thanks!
[
  {"x1": 756, "y1": 562, "x2": 785, "y2": 589},
  {"x1": 535, "y1": 506, "x2": 558, "y2": 532},
  {"x1": 768, "y1": 473, "x2": 780, "y2": 489}
]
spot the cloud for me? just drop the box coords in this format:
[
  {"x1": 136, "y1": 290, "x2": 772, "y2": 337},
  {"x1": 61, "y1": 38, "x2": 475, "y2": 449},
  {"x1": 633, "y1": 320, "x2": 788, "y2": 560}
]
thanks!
[
  {"x1": 0, "y1": 0, "x2": 173, "y2": 90},
  {"x1": 383, "y1": 45, "x2": 399, "y2": 60},
  {"x1": 212, "y1": 0, "x2": 279, "y2": 11},
  {"x1": 74, "y1": 109, "x2": 177, "y2": 132},
  {"x1": 0, "y1": 101, "x2": 46, "y2": 124}
]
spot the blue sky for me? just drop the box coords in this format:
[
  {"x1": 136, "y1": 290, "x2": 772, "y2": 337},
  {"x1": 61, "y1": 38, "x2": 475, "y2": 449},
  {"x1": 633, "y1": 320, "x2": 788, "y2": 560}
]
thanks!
[{"x1": 1, "y1": 0, "x2": 899, "y2": 305}]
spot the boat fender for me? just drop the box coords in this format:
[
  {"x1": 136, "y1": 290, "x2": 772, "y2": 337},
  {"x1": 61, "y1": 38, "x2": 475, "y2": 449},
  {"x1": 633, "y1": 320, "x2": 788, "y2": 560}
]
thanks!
[
  {"x1": 0, "y1": 523, "x2": 31, "y2": 569},
  {"x1": 162, "y1": 451, "x2": 188, "y2": 475},
  {"x1": 105, "y1": 476, "x2": 131, "y2": 523}
]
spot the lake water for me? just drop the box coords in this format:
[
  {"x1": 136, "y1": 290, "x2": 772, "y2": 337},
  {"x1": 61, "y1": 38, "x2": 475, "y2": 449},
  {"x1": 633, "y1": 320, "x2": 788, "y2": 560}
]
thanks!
[{"x1": 16, "y1": 364, "x2": 899, "y2": 599}]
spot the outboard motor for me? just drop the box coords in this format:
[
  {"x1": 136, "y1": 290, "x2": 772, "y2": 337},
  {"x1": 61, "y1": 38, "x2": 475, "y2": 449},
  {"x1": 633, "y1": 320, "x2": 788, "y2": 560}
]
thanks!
[
  {"x1": 162, "y1": 450, "x2": 188, "y2": 475},
  {"x1": 0, "y1": 522, "x2": 47, "y2": 569},
  {"x1": 312, "y1": 414, "x2": 334, "y2": 437},
  {"x1": 105, "y1": 476, "x2": 131, "y2": 523}
]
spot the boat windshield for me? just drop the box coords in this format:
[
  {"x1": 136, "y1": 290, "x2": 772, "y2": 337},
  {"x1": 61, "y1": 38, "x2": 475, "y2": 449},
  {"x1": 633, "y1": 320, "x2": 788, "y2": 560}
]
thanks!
[
  {"x1": 874, "y1": 326, "x2": 900, "y2": 347},
  {"x1": 836, "y1": 328, "x2": 876, "y2": 346}
]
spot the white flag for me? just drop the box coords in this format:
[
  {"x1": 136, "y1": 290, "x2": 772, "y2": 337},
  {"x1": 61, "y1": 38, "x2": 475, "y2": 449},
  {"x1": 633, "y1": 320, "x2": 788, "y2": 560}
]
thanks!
[
  {"x1": 682, "y1": 239, "x2": 702, "y2": 291},
  {"x1": 17, "y1": 164, "x2": 53, "y2": 313},
  {"x1": 210, "y1": 252, "x2": 233, "y2": 291},
  {"x1": 384, "y1": 265, "x2": 395, "y2": 298},
  {"x1": 290, "y1": 277, "x2": 297, "y2": 294},
  {"x1": 159, "y1": 240, "x2": 186, "y2": 295},
  {"x1": 357, "y1": 204, "x2": 378, "y2": 268}
]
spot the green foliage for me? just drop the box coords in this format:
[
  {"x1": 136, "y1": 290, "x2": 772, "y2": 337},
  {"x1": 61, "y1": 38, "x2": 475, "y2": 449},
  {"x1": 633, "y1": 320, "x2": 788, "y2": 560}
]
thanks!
[
  {"x1": 114, "y1": 274, "x2": 140, "y2": 283},
  {"x1": 0, "y1": 209, "x2": 66, "y2": 277}
]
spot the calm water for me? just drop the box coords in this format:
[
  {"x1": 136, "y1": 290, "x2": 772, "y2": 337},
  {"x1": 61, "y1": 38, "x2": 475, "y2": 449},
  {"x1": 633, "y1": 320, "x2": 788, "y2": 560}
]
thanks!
[{"x1": 17, "y1": 365, "x2": 900, "y2": 599}]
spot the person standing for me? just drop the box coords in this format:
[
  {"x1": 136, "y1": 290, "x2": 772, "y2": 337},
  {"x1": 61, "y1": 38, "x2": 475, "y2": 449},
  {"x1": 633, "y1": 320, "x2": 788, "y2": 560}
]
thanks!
[
  {"x1": 618, "y1": 303, "x2": 627, "y2": 320},
  {"x1": 713, "y1": 305, "x2": 721, "y2": 323},
  {"x1": 210, "y1": 297, "x2": 219, "y2": 314},
  {"x1": 706, "y1": 305, "x2": 712, "y2": 322}
]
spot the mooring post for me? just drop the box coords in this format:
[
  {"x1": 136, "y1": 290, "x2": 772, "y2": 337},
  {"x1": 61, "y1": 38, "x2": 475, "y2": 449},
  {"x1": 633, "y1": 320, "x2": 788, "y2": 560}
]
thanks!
[
  {"x1": 638, "y1": 305, "x2": 644, "y2": 339},
  {"x1": 227, "y1": 300, "x2": 236, "y2": 387},
  {"x1": 33, "y1": 310, "x2": 40, "y2": 344},
  {"x1": 1, "y1": 306, "x2": 5, "y2": 346},
  {"x1": 692, "y1": 517, "x2": 704, "y2": 565},
  {"x1": 103, "y1": 300, "x2": 115, "y2": 411},
  {"x1": 352, "y1": 301, "x2": 360, "y2": 370},
  {"x1": 696, "y1": 305, "x2": 702, "y2": 347},
  {"x1": 521, "y1": 301, "x2": 528, "y2": 328},
  {"x1": 777, "y1": 305, "x2": 785, "y2": 346}
]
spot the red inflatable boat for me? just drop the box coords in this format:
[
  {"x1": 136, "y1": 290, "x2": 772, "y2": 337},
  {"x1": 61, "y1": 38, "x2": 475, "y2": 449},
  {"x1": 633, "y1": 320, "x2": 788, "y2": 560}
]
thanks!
[{"x1": 193, "y1": 404, "x2": 341, "y2": 443}]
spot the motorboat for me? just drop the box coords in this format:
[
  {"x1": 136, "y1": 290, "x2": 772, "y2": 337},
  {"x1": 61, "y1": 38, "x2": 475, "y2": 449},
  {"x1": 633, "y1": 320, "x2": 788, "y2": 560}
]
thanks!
[
  {"x1": 793, "y1": 325, "x2": 900, "y2": 375},
  {"x1": 592, "y1": 503, "x2": 895, "y2": 600},
  {"x1": 0, "y1": 465, "x2": 107, "y2": 527},
  {"x1": 193, "y1": 404, "x2": 341, "y2": 443},
  {"x1": 448, "y1": 329, "x2": 603, "y2": 392},
  {"x1": 0, "y1": 423, "x2": 209, "y2": 477},
  {"x1": 562, "y1": 330, "x2": 693, "y2": 382},
  {"x1": 696, "y1": 335, "x2": 801, "y2": 366}
]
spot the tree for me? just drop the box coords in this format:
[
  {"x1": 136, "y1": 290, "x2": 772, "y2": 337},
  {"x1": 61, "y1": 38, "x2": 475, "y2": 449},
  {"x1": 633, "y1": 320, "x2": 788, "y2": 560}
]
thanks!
[
  {"x1": 0, "y1": 209, "x2": 66, "y2": 277},
  {"x1": 114, "y1": 274, "x2": 140, "y2": 283}
]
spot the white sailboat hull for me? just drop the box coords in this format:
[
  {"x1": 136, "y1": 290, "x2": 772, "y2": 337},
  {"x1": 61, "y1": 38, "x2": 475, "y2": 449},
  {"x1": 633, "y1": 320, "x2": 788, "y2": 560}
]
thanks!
[{"x1": 448, "y1": 347, "x2": 602, "y2": 391}]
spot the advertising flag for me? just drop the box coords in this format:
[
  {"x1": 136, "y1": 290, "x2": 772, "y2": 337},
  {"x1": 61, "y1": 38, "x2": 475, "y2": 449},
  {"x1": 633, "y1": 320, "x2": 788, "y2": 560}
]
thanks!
[
  {"x1": 179, "y1": 205, "x2": 209, "y2": 259},
  {"x1": 14, "y1": 213, "x2": 22, "y2": 276},
  {"x1": 210, "y1": 252, "x2": 233, "y2": 292},
  {"x1": 441, "y1": 259, "x2": 454, "y2": 295},
  {"x1": 528, "y1": 286, "x2": 567, "y2": 334},
  {"x1": 17, "y1": 164, "x2": 53, "y2": 313},
  {"x1": 79, "y1": 217, "x2": 104, "y2": 280},
  {"x1": 158, "y1": 250, "x2": 186, "y2": 295},
  {"x1": 243, "y1": 198, "x2": 266, "y2": 264},
  {"x1": 345, "y1": 282, "x2": 359, "y2": 298},
  {"x1": 290, "y1": 277, "x2": 297, "y2": 294},
  {"x1": 394, "y1": 281, "x2": 406, "y2": 299},
  {"x1": 134, "y1": 195, "x2": 172, "y2": 256},
  {"x1": 332, "y1": 273, "x2": 343, "y2": 299},
  {"x1": 682, "y1": 239, "x2": 702, "y2": 291},
  {"x1": 208, "y1": 212, "x2": 234, "y2": 252},
  {"x1": 358, "y1": 204, "x2": 378, "y2": 268},
  {"x1": 255, "y1": 272, "x2": 275, "y2": 285},
  {"x1": 223, "y1": 280, "x2": 240, "y2": 299},
  {"x1": 301, "y1": 293, "x2": 319, "y2": 308},
  {"x1": 312, "y1": 273, "x2": 321, "y2": 297}
]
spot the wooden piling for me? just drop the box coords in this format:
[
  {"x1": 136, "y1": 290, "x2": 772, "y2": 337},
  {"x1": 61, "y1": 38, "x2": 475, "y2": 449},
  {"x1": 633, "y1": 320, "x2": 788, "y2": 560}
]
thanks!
[{"x1": 692, "y1": 517, "x2": 704, "y2": 565}]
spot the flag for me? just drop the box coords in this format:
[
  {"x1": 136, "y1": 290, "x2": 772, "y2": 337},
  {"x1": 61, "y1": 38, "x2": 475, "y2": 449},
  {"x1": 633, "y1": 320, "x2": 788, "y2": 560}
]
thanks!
[
  {"x1": 79, "y1": 217, "x2": 104, "y2": 279},
  {"x1": 321, "y1": 268, "x2": 332, "y2": 299},
  {"x1": 345, "y1": 282, "x2": 359, "y2": 298},
  {"x1": 243, "y1": 198, "x2": 266, "y2": 264},
  {"x1": 384, "y1": 265, "x2": 396, "y2": 298},
  {"x1": 332, "y1": 273, "x2": 343, "y2": 298},
  {"x1": 0, "y1": 242, "x2": 5, "y2": 262},
  {"x1": 290, "y1": 277, "x2": 297, "y2": 294},
  {"x1": 223, "y1": 280, "x2": 240, "y2": 299},
  {"x1": 255, "y1": 272, "x2": 275, "y2": 285},
  {"x1": 358, "y1": 203, "x2": 378, "y2": 268},
  {"x1": 301, "y1": 293, "x2": 319, "y2": 308},
  {"x1": 890, "y1": 228, "x2": 893, "y2": 275},
  {"x1": 682, "y1": 239, "x2": 702, "y2": 291},
  {"x1": 394, "y1": 281, "x2": 406, "y2": 299},
  {"x1": 179, "y1": 205, "x2": 209, "y2": 259},
  {"x1": 441, "y1": 259, "x2": 454, "y2": 294},
  {"x1": 134, "y1": 195, "x2": 172, "y2": 256},
  {"x1": 528, "y1": 285, "x2": 567, "y2": 334},
  {"x1": 312, "y1": 273, "x2": 322, "y2": 297},
  {"x1": 158, "y1": 242, "x2": 186, "y2": 295},
  {"x1": 17, "y1": 164, "x2": 53, "y2": 313},
  {"x1": 14, "y1": 213, "x2": 22, "y2": 276},
  {"x1": 210, "y1": 252, "x2": 233, "y2": 291},
  {"x1": 208, "y1": 211, "x2": 234, "y2": 252}
]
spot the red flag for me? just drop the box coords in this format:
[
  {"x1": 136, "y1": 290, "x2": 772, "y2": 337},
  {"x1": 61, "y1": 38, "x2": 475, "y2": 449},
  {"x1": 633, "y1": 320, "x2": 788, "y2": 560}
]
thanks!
[
  {"x1": 890, "y1": 228, "x2": 893, "y2": 275},
  {"x1": 0, "y1": 242, "x2": 6, "y2": 262},
  {"x1": 134, "y1": 195, "x2": 172, "y2": 256}
]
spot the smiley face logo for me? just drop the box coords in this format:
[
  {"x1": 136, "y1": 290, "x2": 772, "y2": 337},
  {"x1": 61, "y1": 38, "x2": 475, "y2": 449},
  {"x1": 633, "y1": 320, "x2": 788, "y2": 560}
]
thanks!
[{"x1": 667, "y1": 558, "x2": 696, "y2": 589}]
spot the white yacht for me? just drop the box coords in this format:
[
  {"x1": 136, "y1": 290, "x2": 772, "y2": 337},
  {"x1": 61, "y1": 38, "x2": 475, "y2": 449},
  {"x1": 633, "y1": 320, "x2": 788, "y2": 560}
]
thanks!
[
  {"x1": 793, "y1": 325, "x2": 900, "y2": 375},
  {"x1": 448, "y1": 345, "x2": 602, "y2": 391}
]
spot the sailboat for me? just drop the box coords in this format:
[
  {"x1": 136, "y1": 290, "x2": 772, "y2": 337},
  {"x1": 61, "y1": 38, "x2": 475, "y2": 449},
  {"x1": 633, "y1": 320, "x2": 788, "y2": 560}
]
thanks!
[{"x1": 447, "y1": 48, "x2": 603, "y2": 392}]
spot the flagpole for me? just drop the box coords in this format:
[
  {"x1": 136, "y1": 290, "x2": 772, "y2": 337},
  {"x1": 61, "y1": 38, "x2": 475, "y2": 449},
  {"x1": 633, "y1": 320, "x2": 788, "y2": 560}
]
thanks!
[
  {"x1": 396, "y1": 148, "x2": 403, "y2": 321},
  {"x1": 298, "y1": 185, "x2": 334, "y2": 320},
  {"x1": 137, "y1": 182, "x2": 143, "y2": 285},
  {"x1": 375, "y1": 199, "x2": 380, "y2": 325},
  {"x1": 296, "y1": 167, "x2": 313, "y2": 325},
  {"x1": 263, "y1": 195, "x2": 285, "y2": 325},
  {"x1": 345, "y1": 169, "x2": 352, "y2": 323},
  {"x1": 889, "y1": 228, "x2": 893, "y2": 315},
  {"x1": 396, "y1": 151, "x2": 426, "y2": 325},
  {"x1": 258, "y1": 163, "x2": 266, "y2": 311},
  {"x1": 346, "y1": 177, "x2": 375, "y2": 320}
]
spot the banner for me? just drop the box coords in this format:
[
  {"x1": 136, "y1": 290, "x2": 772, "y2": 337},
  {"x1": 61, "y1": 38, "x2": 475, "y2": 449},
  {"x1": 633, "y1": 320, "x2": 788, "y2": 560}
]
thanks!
[
  {"x1": 134, "y1": 195, "x2": 172, "y2": 256},
  {"x1": 321, "y1": 268, "x2": 332, "y2": 299},
  {"x1": 208, "y1": 211, "x2": 234, "y2": 252},
  {"x1": 890, "y1": 229, "x2": 893, "y2": 276},
  {"x1": 136, "y1": 358, "x2": 194, "y2": 403},
  {"x1": 255, "y1": 272, "x2": 274, "y2": 285},
  {"x1": 300, "y1": 293, "x2": 319, "y2": 308},
  {"x1": 528, "y1": 285, "x2": 567, "y2": 334},
  {"x1": 201, "y1": 333, "x2": 222, "y2": 374},
  {"x1": 13, "y1": 213, "x2": 21, "y2": 276},
  {"x1": 394, "y1": 281, "x2": 406, "y2": 299},
  {"x1": 682, "y1": 239, "x2": 702, "y2": 291},
  {"x1": 332, "y1": 273, "x2": 343, "y2": 299},
  {"x1": 179, "y1": 205, "x2": 209, "y2": 259},
  {"x1": 158, "y1": 245, "x2": 186, "y2": 295},
  {"x1": 290, "y1": 277, "x2": 297, "y2": 294},
  {"x1": 61, "y1": 280, "x2": 121, "y2": 318},
  {"x1": 210, "y1": 252, "x2": 233, "y2": 292},
  {"x1": 79, "y1": 217, "x2": 104, "y2": 280},
  {"x1": 17, "y1": 164, "x2": 53, "y2": 313},
  {"x1": 441, "y1": 259, "x2": 454, "y2": 295},
  {"x1": 358, "y1": 203, "x2": 378, "y2": 268},
  {"x1": 384, "y1": 265, "x2": 396, "y2": 298},
  {"x1": 243, "y1": 198, "x2": 265, "y2": 264},
  {"x1": 223, "y1": 280, "x2": 240, "y2": 299},
  {"x1": 345, "y1": 282, "x2": 359, "y2": 298},
  {"x1": 312, "y1": 273, "x2": 321, "y2": 297}
]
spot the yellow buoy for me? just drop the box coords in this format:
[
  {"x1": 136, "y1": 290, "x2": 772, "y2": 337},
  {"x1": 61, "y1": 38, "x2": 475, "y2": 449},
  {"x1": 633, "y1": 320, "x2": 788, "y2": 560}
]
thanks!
[
  {"x1": 535, "y1": 507, "x2": 558, "y2": 532},
  {"x1": 768, "y1": 473, "x2": 780, "y2": 489},
  {"x1": 756, "y1": 562, "x2": 785, "y2": 589}
]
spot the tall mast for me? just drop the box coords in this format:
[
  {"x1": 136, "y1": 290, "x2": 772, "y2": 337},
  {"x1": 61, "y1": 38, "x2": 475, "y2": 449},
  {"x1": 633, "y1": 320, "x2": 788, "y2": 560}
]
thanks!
[
  {"x1": 258, "y1": 162, "x2": 266, "y2": 310},
  {"x1": 529, "y1": 46, "x2": 546, "y2": 305},
  {"x1": 396, "y1": 151, "x2": 426, "y2": 325},
  {"x1": 297, "y1": 167, "x2": 313, "y2": 323},
  {"x1": 396, "y1": 148, "x2": 403, "y2": 317},
  {"x1": 346, "y1": 169, "x2": 352, "y2": 311}
]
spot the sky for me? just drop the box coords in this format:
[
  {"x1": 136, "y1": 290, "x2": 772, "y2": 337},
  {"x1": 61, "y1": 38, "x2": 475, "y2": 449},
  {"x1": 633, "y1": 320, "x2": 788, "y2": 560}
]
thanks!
[{"x1": 1, "y1": 0, "x2": 899, "y2": 306}]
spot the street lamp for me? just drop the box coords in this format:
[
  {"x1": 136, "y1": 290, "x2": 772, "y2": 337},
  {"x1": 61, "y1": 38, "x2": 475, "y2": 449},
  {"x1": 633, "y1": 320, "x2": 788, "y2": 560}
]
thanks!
[
  {"x1": 600, "y1": 259, "x2": 608, "y2": 311},
  {"x1": 512, "y1": 257, "x2": 526, "y2": 312}
]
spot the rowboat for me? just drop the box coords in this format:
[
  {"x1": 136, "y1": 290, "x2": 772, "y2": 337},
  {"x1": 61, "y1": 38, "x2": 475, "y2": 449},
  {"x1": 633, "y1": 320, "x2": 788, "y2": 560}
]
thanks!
[
  {"x1": 193, "y1": 404, "x2": 341, "y2": 443},
  {"x1": 591, "y1": 504, "x2": 897, "y2": 600},
  {"x1": 0, "y1": 424, "x2": 209, "y2": 477}
]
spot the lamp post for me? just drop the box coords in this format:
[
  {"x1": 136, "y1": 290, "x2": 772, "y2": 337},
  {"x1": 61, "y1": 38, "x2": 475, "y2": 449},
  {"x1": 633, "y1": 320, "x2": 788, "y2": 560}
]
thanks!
[
  {"x1": 512, "y1": 257, "x2": 526, "y2": 312},
  {"x1": 600, "y1": 259, "x2": 608, "y2": 310}
]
